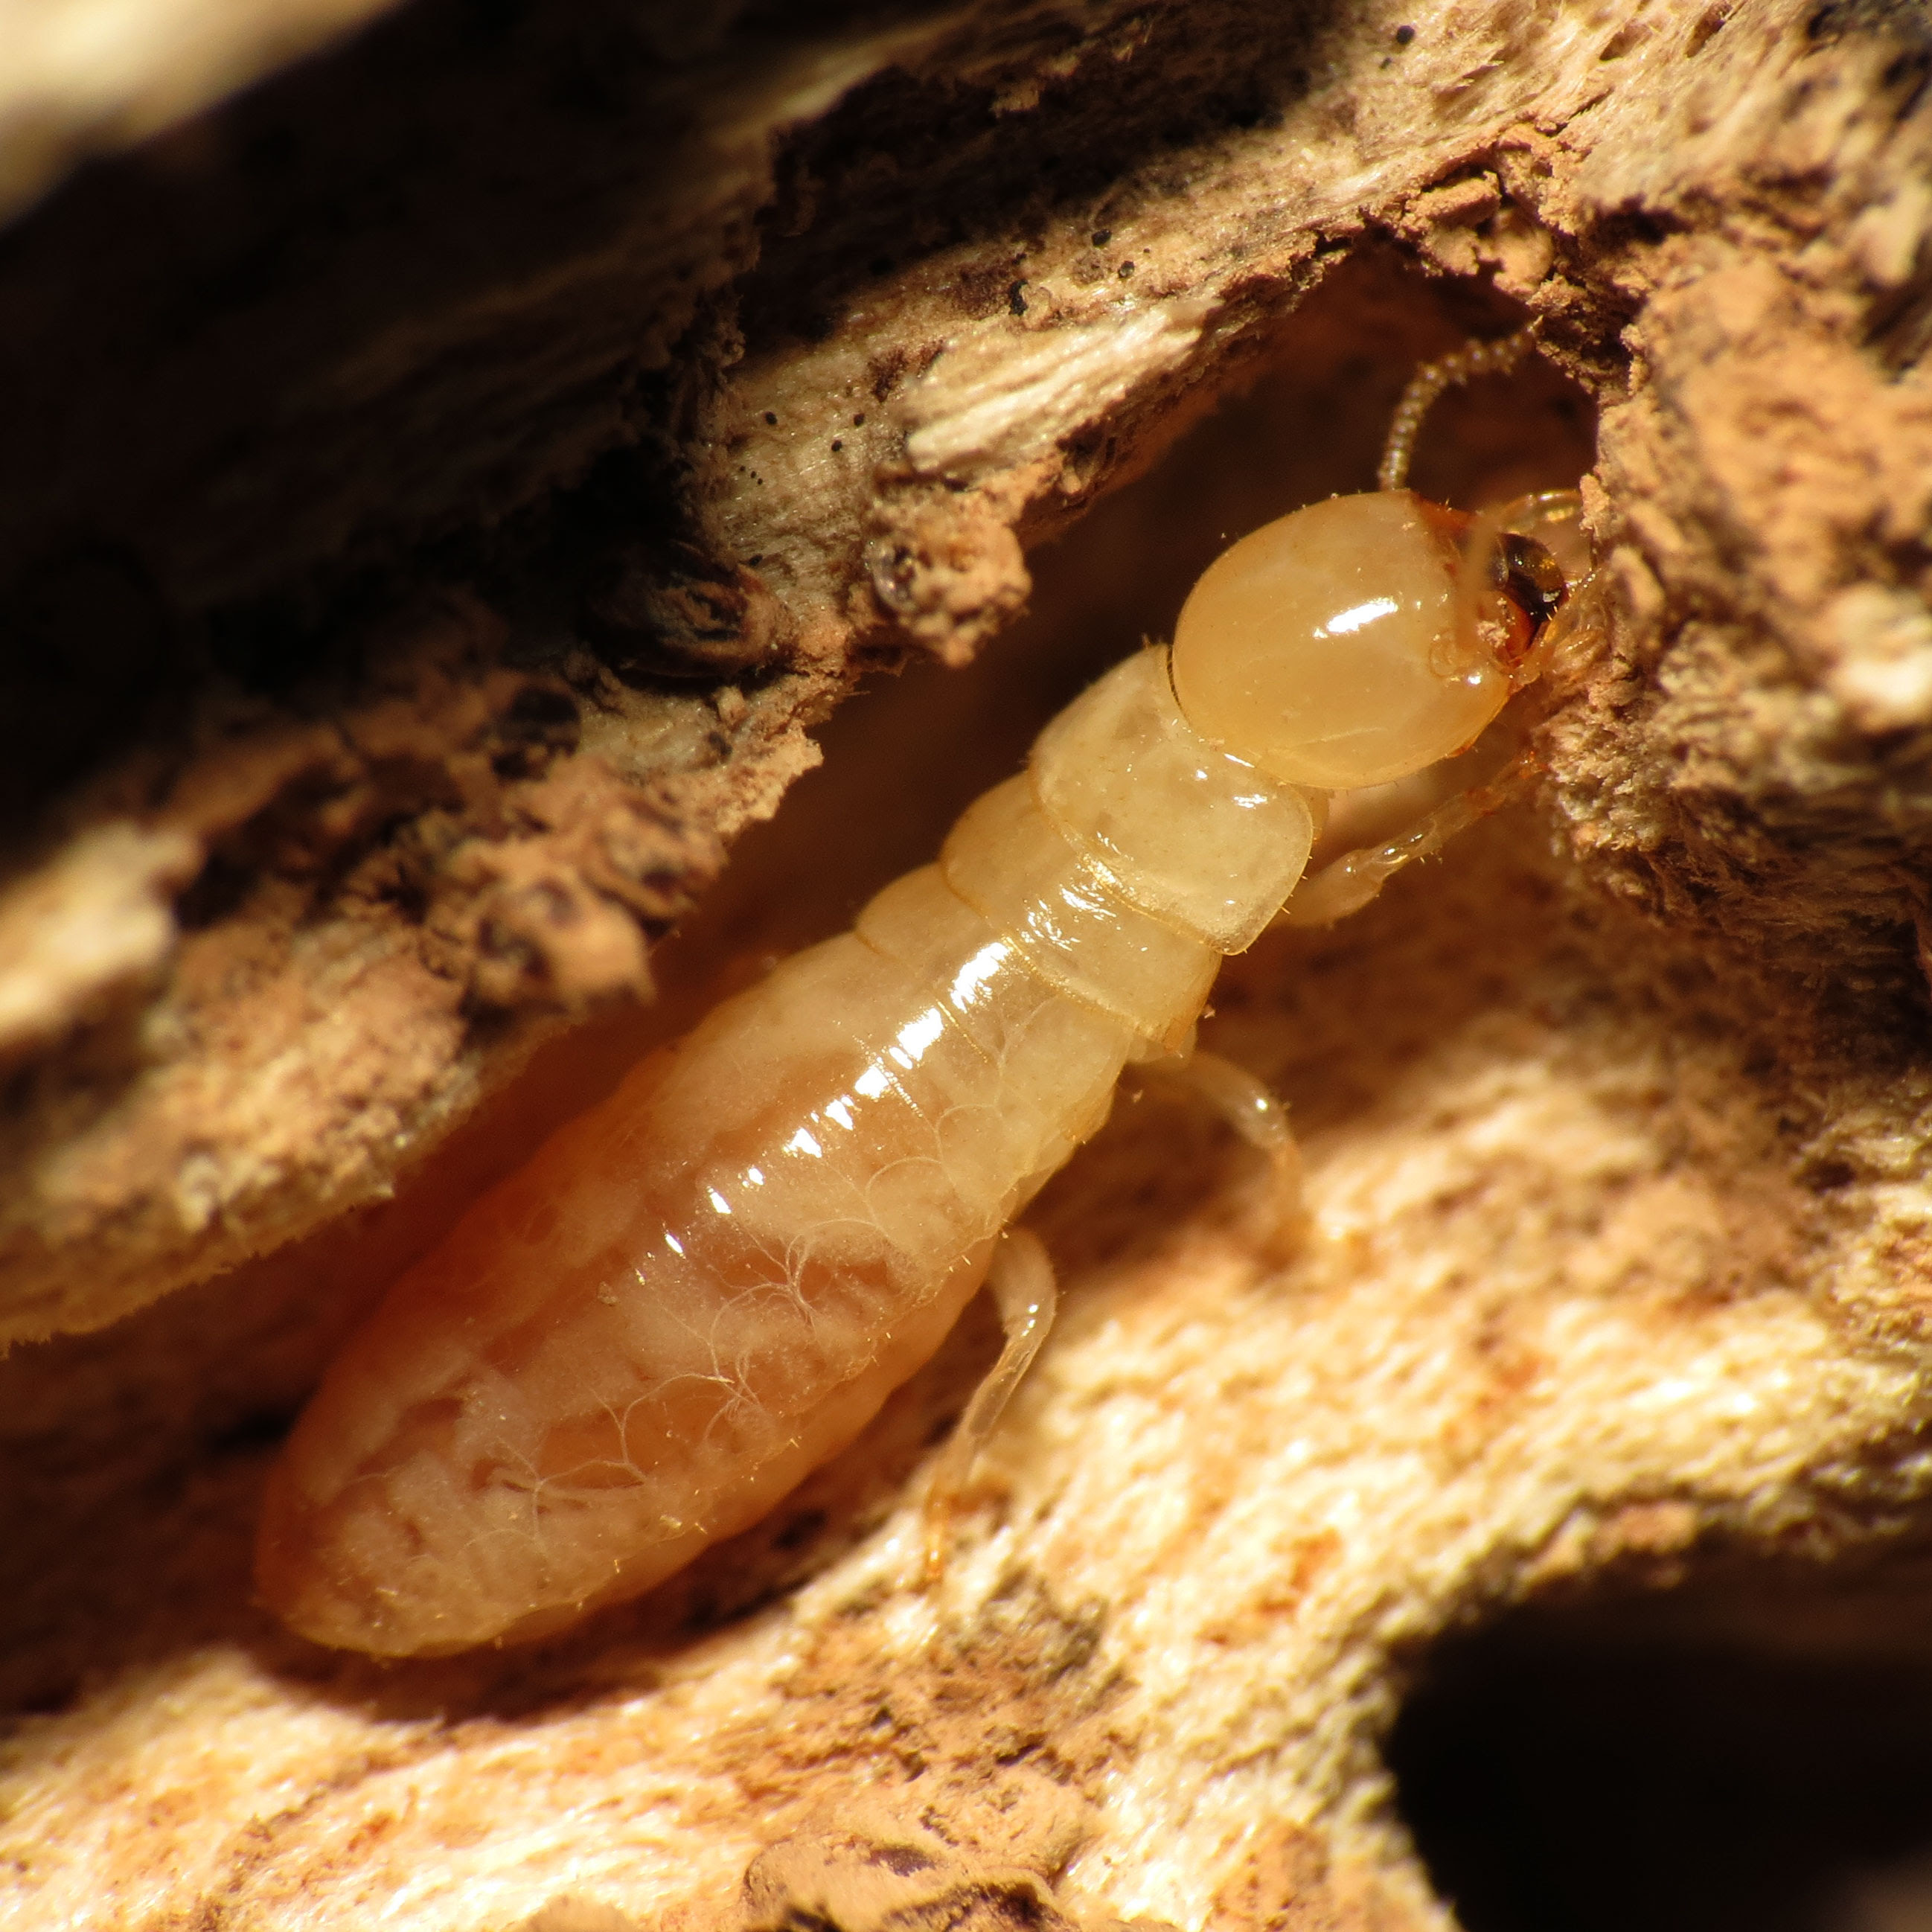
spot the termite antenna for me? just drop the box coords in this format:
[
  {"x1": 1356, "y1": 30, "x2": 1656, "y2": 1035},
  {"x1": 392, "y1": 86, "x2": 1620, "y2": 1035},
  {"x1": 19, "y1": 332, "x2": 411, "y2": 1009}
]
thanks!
[{"x1": 1378, "y1": 325, "x2": 1538, "y2": 493}]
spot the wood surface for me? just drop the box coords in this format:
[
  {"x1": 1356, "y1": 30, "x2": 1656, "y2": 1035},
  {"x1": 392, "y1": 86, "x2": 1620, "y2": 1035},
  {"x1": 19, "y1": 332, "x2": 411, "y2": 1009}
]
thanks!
[{"x1": 4, "y1": 1, "x2": 1932, "y2": 1926}]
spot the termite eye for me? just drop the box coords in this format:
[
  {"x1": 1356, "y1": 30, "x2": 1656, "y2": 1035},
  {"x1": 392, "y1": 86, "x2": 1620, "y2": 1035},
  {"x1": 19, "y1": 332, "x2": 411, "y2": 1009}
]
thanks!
[{"x1": 1169, "y1": 490, "x2": 1512, "y2": 791}]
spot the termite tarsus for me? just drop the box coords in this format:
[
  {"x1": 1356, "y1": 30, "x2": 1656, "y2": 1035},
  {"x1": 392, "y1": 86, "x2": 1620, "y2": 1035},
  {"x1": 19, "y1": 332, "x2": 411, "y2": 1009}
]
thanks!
[{"x1": 257, "y1": 333, "x2": 1596, "y2": 1657}]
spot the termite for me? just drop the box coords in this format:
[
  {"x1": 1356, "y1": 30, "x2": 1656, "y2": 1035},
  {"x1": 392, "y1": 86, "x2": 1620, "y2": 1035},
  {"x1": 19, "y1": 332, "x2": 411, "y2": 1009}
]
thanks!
[{"x1": 257, "y1": 329, "x2": 1596, "y2": 1656}]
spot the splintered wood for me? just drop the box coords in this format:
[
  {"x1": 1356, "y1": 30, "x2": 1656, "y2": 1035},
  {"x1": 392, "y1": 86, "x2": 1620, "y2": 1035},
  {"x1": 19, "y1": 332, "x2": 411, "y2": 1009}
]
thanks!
[{"x1": 3, "y1": 1, "x2": 1931, "y2": 1928}]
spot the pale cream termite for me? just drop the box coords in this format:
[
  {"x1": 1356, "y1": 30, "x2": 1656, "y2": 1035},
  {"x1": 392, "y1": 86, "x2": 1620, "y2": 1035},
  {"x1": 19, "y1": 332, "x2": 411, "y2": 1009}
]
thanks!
[{"x1": 258, "y1": 339, "x2": 1595, "y2": 1657}]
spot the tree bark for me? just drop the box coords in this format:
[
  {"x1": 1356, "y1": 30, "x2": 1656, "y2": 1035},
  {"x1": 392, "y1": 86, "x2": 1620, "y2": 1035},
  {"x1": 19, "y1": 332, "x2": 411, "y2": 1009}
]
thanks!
[{"x1": 4, "y1": 1, "x2": 1932, "y2": 1927}]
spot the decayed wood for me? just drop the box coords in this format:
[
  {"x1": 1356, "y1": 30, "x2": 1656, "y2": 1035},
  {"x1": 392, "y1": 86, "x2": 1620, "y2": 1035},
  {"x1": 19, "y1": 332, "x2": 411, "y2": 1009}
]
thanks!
[{"x1": 4, "y1": 0, "x2": 1932, "y2": 1927}]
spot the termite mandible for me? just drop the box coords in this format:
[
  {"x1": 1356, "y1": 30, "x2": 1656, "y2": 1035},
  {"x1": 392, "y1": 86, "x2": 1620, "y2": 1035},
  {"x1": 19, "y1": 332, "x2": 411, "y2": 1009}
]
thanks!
[{"x1": 257, "y1": 328, "x2": 1597, "y2": 1656}]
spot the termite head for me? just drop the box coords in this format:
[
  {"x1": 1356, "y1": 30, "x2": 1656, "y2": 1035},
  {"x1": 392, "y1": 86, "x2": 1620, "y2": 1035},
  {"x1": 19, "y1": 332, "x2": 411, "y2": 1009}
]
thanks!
[{"x1": 1169, "y1": 488, "x2": 1576, "y2": 790}]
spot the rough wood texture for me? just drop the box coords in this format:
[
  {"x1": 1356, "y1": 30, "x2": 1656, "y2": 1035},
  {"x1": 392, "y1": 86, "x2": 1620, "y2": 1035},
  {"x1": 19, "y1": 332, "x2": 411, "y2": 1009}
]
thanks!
[{"x1": 5, "y1": 0, "x2": 1932, "y2": 1927}]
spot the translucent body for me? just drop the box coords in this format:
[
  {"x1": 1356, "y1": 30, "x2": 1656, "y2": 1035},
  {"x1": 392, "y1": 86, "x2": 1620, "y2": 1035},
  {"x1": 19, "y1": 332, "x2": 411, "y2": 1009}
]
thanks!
[{"x1": 258, "y1": 489, "x2": 1543, "y2": 1657}]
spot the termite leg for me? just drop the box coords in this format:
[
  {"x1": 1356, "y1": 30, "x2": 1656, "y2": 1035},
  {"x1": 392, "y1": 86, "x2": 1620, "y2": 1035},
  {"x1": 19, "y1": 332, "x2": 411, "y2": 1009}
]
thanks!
[
  {"x1": 922, "y1": 1226, "x2": 1058, "y2": 1584},
  {"x1": 1142, "y1": 1049, "x2": 1306, "y2": 1258},
  {"x1": 1276, "y1": 765, "x2": 1526, "y2": 930}
]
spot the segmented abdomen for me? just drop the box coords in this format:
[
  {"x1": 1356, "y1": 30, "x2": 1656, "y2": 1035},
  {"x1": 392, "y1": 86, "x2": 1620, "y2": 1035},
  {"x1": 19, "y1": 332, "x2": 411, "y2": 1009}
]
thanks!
[{"x1": 258, "y1": 651, "x2": 1315, "y2": 1655}]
